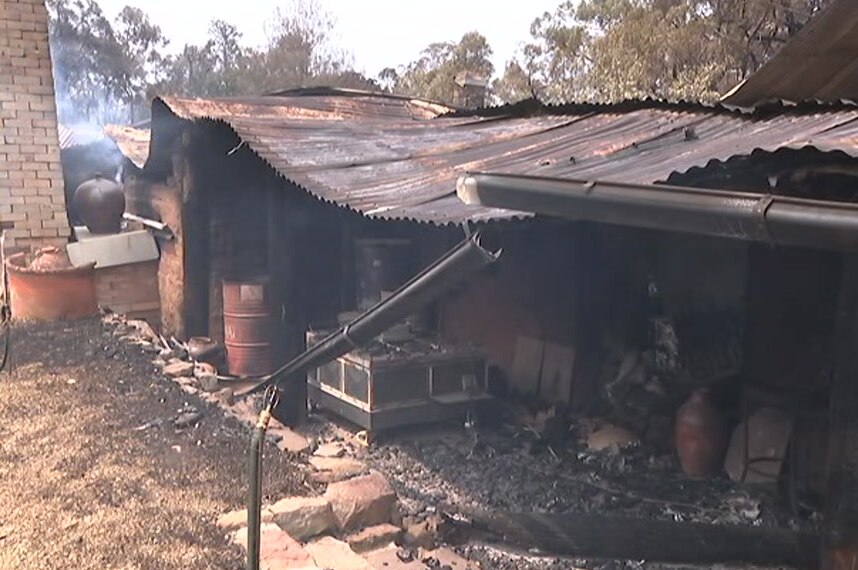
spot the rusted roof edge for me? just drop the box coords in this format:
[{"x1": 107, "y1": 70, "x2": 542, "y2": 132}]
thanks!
[
  {"x1": 151, "y1": 100, "x2": 527, "y2": 227},
  {"x1": 446, "y1": 96, "x2": 858, "y2": 120}
]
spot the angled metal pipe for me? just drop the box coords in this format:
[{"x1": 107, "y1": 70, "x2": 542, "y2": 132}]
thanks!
[
  {"x1": 239, "y1": 233, "x2": 500, "y2": 396},
  {"x1": 457, "y1": 172, "x2": 858, "y2": 252}
]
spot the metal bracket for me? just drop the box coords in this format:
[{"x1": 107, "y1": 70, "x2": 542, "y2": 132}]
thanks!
[
  {"x1": 753, "y1": 195, "x2": 775, "y2": 243},
  {"x1": 461, "y1": 221, "x2": 473, "y2": 239}
]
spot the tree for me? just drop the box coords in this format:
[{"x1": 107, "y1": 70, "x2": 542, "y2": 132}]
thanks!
[
  {"x1": 207, "y1": 20, "x2": 244, "y2": 95},
  {"x1": 47, "y1": 0, "x2": 167, "y2": 123},
  {"x1": 48, "y1": 0, "x2": 378, "y2": 121},
  {"x1": 493, "y1": 0, "x2": 834, "y2": 104},
  {"x1": 157, "y1": 43, "x2": 219, "y2": 98},
  {"x1": 113, "y1": 6, "x2": 168, "y2": 117},
  {"x1": 393, "y1": 31, "x2": 494, "y2": 106},
  {"x1": 492, "y1": 60, "x2": 538, "y2": 104},
  {"x1": 47, "y1": 0, "x2": 124, "y2": 123},
  {"x1": 226, "y1": 0, "x2": 376, "y2": 94}
]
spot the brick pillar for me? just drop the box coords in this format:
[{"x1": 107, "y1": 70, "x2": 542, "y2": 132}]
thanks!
[{"x1": 0, "y1": 0, "x2": 69, "y2": 253}]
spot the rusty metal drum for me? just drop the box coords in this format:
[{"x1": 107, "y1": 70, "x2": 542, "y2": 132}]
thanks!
[{"x1": 223, "y1": 277, "x2": 274, "y2": 377}]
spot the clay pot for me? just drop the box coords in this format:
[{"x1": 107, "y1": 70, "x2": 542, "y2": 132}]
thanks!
[
  {"x1": 5, "y1": 253, "x2": 97, "y2": 321},
  {"x1": 675, "y1": 388, "x2": 727, "y2": 478},
  {"x1": 73, "y1": 174, "x2": 125, "y2": 234},
  {"x1": 28, "y1": 247, "x2": 72, "y2": 271},
  {"x1": 187, "y1": 336, "x2": 223, "y2": 368}
]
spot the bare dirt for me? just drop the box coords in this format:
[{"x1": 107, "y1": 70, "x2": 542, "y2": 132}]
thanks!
[
  {"x1": 0, "y1": 317, "x2": 816, "y2": 570},
  {"x1": 0, "y1": 318, "x2": 308, "y2": 570}
]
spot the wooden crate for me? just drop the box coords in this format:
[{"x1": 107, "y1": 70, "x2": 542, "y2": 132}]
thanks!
[{"x1": 94, "y1": 260, "x2": 160, "y2": 327}]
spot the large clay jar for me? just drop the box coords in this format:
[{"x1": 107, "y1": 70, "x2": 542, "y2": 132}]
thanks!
[
  {"x1": 675, "y1": 388, "x2": 727, "y2": 478},
  {"x1": 73, "y1": 174, "x2": 125, "y2": 234}
]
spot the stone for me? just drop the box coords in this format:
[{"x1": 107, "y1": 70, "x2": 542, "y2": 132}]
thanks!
[
  {"x1": 268, "y1": 425, "x2": 311, "y2": 454},
  {"x1": 213, "y1": 387, "x2": 235, "y2": 407},
  {"x1": 269, "y1": 496, "x2": 336, "y2": 540},
  {"x1": 346, "y1": 523, "x2": 402, "y2": 553},
  {"x1": 163, "y1": 359, "x2": 194, "y2": 378},
  {"x1": 217, "y1": 507, "x2": 274, "y2": 532},
  {"x1": 232, "y1": 523, "x2": 316, "y2": 570},
  {"x1": 586, "y1": 423, "x2": 639, "y2": 451},
  {"x1": 421, "y1": 547, "x2": 476, "y2": 570},
  {"x1": 403, "y1": 521, "x2": 436, "y2": 550},
  {"x1": 173, "y1": 410, "x2": 203, "y2": 428},
  {"x1": 304, "y1": 536, "x2": 371, "y2": 570},
  {"x1": 314, "y1": 441, "x2": 345, "y2": 458},
  {"x1": 195, "y1": 361, "x2": 218, "y2": 377},
  {"x1": 404, "y1": 514, "x2": 444, "y2": 550},
  {"x1": 196, "y1": 373, "x2": 219, "y2": 392},
  {"x1": 230, "y1": 400, "x2": 260, "y2": 425},
  {"x1": 363, "y1": 545, "x2": 425, "y2": 570},
  {"x1": 324, "y1": 472, "x2": 397, "y2": 530},
  {"x1": 309, "y1": 457, "x2": 365, "y2": 481}
]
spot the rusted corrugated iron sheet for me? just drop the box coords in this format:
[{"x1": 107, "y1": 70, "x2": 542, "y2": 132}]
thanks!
[
  {"x1": 57, "y1": 123, "x2": 106, "y2": 150},
  {"x1": 103, "y1": 125, "x2": 150, "y2": 169},
  {"x1": 146, "y1": 93, "x2": 858, "y2": 225},
  {"x1": 723, "y1": 0, "x2": 858, "y2": 105}
]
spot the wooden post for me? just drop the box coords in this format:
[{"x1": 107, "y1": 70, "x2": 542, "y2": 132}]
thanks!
[
  {"x1": 267, "y1": 185, "x2": 287, "y2": 368},
  {"x1": 825, "y1": 254, "x2": 858, "y2": 570},
  {"x1": 271, "y1": 189, "x2": 306, "y2": 426},
  {"x1": 180, "y1": 134, "x2": 210, "y2": 338}
]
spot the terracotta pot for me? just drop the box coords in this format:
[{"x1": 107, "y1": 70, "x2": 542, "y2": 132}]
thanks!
[
  {"x1": 6, "y1": 253, "x2": 97, "y2": 321},
  {"x1": 28, "y1": 247, "x2": 72, "y2": 271},
  {"x1": 675, "y1": 388, "x2": 727, "y2": 478},
  {"x1": 73, "y1": 174, "x2": 125, "y2": 234}
]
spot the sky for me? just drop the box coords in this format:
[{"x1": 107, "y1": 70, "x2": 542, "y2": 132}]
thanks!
[{"x1": 96, "y1": 0, "x2": 565, "y2": 78}]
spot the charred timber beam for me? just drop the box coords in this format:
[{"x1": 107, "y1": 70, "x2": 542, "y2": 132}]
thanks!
[
  {"x1": 824, "y1": 255, "x2": 858, "y2": 570},
  {"x1": 457, "y1": 172, "x2": 858, "y2": 252},
  {"x1": 462, "y1": 510, "x2": 820, "y2": 568},
  {"x1": 238, "y1": 233, "x2": 500, "y2": 396}
]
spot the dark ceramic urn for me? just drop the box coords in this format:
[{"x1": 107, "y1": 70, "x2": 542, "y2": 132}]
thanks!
[{"x1": 73, "y1": 174, "x2": 125, "y2": 234}]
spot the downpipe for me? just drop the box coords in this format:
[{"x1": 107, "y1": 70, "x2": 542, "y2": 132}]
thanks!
[
  {"x1": 239, "y1": 232, "x2": 500, "y2": 396},
  {"x1": 247, "y1": 386, "x2": 279, "y2": 570}
]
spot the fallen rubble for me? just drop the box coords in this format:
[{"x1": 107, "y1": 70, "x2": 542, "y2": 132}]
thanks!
[{"x1": 104, "y1": 312, "x2": 819, "y2": 570}]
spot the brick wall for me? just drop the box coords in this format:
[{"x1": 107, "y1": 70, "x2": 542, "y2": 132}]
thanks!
[{"x1": 0, "y1": 0, "x2": 69, "y2": 253}]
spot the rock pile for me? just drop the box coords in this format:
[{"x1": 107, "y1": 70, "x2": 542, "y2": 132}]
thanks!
[
  {"x1": 217, "y1": 470, "x2": 474, "y2": 570},
  {"x1": 102, "y1": 311, "x2": 312, "y2": 453}
]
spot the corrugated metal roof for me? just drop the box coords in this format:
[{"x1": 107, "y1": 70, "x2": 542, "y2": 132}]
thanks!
[
  {"x1": 103, "y1": 125, "x2": 150, "y2": 169},
  {"x1": 149, "y1": 93, "x2": 858, "y2": 225},
  {"x1": 723, "y1": 0, "x2": 858, "y2": 106},
  {"x1": 57, "y1": 123, "x2": 107, "y2": 150}
]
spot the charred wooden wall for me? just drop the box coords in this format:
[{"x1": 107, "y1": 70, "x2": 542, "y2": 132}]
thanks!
[
  {"x1": 123, "y1": 167, "x2": 184, "y2": 336},
  {"x1": 439, "y1": 222, "x2": 579, "y2": 396}
]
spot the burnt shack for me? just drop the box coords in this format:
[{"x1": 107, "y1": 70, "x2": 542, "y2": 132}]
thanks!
[{"x1": 106, "y1": 84, "x2": 858, "y2": 561}]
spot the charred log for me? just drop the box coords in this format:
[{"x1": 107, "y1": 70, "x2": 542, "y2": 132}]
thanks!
[{"x1": 458, "y1": 510, "x2": 819, "y2": 568}]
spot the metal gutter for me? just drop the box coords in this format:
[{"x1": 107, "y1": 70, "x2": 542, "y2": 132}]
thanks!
[{"x1": 457, "y1": 172, "x2": 858, "y2": 251}]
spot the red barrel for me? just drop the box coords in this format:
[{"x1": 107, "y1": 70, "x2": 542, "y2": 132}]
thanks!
[{"x1": 223, "y1": 277, "x2": 274, "y2": 377}]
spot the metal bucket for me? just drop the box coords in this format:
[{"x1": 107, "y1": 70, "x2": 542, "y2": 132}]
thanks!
[{"x1": 223, "y1": 277, "x2": 274, "y2": 377}]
